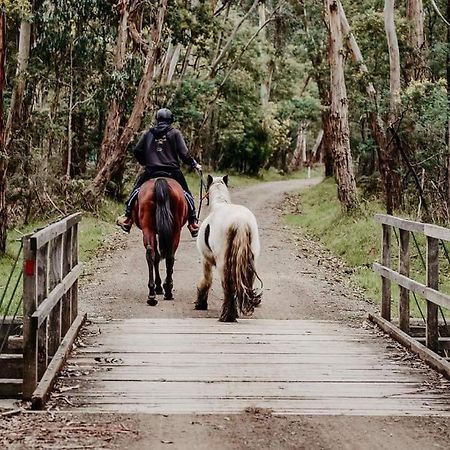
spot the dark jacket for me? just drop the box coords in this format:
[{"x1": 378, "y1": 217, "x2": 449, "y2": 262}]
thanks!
[{"x1": 133, "y1": 123, "x2": 197, "y2": 171}]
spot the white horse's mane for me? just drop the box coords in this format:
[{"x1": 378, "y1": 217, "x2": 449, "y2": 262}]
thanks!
[{"x1": 209, "y1": 179, "x2": 231, "y2": 205}]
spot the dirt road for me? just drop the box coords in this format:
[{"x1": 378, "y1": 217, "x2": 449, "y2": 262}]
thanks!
[
  {"x1": 79, "y1": 178, "x2": 372, "y2": 323},
  {"x1": 2, "y1": 178, "x2": 449, "y2": 449}
]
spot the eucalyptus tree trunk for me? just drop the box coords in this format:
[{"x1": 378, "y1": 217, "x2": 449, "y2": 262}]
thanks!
[
  {"x1": 289, "y1": 122, "x2": 306, "y2": 171},
  {"x1": 326, "y1": 0, "x2": 358, "y2": 212},
  {"x1": 96, "y1": 0, "x2": 131, "y2": 170},
  {"x1": 0, "y1": 11, "x2": 7, "y2": 255},
  {"x1": 385, "y1": 0, "x2": 401, "y2": 118},
  {"x1": 259, "y1": 2, "x2": 272, "y2": 108},
  {"x1": 167, "y1": 43, "x2": 181, "y2": 83},
  {"x1": 384, "y1": 0, "x2": 402, "y2": 212},
  {"x1": 406, "y1": 0, "x2": 425, "y2": 82},
  {"x1": 87, "y1": 0, "x2": 168, "y2": 201},
  {"x1": 5, "y1": 19, "x2": 32, "y2": 150}
]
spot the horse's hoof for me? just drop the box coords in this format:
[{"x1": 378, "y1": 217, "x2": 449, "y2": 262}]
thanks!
[
  {"x1": 219, "y1": 317, "x2": 237, "y2": 323},
  {"x1": 164, "y1": 294, "x2": 174, "y2": 300},
  {"x1": 155, "y1": 286, "x2": 163, "y2": 295},
  {"x1": 147, "y1": 297, "x2": 158, "y2": 306},
  {"x1": 195, "y1": 303, "x2": 208, "y2": 310}
]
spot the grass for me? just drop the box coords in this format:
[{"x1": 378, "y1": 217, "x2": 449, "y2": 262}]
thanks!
[{"x1": 285, "y1": 178, "x2": 450, "y2": 320}]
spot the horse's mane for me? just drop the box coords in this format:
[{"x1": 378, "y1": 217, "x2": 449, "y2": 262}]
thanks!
[{"x1": 209, "y1": 180, "x2": 231, "y2": 205}]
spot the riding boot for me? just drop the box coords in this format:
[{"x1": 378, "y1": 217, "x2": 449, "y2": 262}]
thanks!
[{"x1": 117, "y1": 203, "x2": 134, "y2": 233}]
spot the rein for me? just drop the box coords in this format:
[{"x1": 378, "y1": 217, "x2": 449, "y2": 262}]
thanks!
[{"x1": 197, "y1": 170, "x2": 208, "y2": 221}]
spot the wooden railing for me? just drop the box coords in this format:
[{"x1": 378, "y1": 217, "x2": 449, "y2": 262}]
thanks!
[
  {"x1": 22, "y1": 213, "x2": 86, "y2": 406},
  {"x1": 371, "y1": 214, "x2": 450, "y2": 378}
]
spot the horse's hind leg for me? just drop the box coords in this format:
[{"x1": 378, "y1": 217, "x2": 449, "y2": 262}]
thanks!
[
  {"x1": 196, "y1": 258, "x2": 213, "y2": 310},
  {"x1": 154, "y1": 251, "x2": 163, "y2": 295},
  {"x1": 219, "y1": 270, "x2": 238, "y2": 322},
  {"x1": 163, "y1": 255, "x2": 175, "y2": 300},
  {"x1": 145, "y1": 243, "x2": 158, "y2": 306}
]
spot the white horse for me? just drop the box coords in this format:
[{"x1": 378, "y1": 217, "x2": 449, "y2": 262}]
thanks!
[{"x1": 196, "y1": 175, "x2": 262, "y2": 322}]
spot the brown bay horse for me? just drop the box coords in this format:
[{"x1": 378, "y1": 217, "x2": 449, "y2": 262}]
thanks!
[{"x1": 132, "y1": 178, "x2": 188, "y2": 305}]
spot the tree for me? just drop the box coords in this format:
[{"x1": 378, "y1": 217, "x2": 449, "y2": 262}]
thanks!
[
  {"x1": 5, "y1": 15, "x2": 32, "y2": 149},
  {"x1": 406, "y1": 0, "x2": 425, "y2": 82},
  {"x1": 95, "y1": 0, "x2": 133, "y2": 171},
  {"x1": 384, "y1": 0, "x2": 402, "y2": 213},
  {"x1": 325, "y1": 0, "x2": 358, "y2": 212},
  {"x1": 86, "y1": 0, "x2": 168, "y2": 201}
]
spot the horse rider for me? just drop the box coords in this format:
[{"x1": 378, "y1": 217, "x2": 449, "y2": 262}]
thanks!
[{"x1": 116, "y1": 108, "x2": 201, "y2": 237}]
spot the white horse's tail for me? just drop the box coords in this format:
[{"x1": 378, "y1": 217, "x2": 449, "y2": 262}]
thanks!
[{"x1": 224, "y1": 223, "x2": 261, "y2": 317}]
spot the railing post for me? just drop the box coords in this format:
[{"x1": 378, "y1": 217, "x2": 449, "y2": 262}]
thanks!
[
  {"x1": 71, "y1": 223, "x2": 79, "y2": 321},
  {"x1": 48, "y1": 235, "x2": 63, "y2": 358},
  {"x1": 399, "y1": 229, "x2": 410, "y2": 333},
  {"x1": 62, "y1": 228, "x2": 73, "y2": 335},
  {"x1": 381, "y1": 224, "x2": 392, "y2": 321},
  {"x1": 37, "y1": 243, "x2": 49, "y2": 380},
  {"x1": 426, "y1": 236, "x2": 439, "y2": 352},
  {"x1": 22, "y1": 234, "x2": 37, "y2": 400}
]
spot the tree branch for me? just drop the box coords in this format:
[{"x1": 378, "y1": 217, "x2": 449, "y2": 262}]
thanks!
[{"x1": 208, "y1": 0, "x2": 259, "y2": 77}]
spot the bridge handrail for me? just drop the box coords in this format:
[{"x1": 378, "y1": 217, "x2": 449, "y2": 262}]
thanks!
[
  {"x1": 373, "y1": 213, "x2": 449, "y2": 355},
  {"x1": 375, "y1": 214, "x2": 450, "y2": 241},
  {"x1": 22, "y1": 212, "x2": 85, "y2": 406}
]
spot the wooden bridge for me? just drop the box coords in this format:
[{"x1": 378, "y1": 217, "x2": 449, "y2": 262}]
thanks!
[{"x1": 54, "y1": 317, "x2": 450, "y2": 415}]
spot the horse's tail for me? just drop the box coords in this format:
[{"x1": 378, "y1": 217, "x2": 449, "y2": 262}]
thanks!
[
  {"x1": 154, "y1": 178, "x2": 173, "y2": 259},
  {"x1": 224, "y1": 223, "x2": 261, "y2": 316}
]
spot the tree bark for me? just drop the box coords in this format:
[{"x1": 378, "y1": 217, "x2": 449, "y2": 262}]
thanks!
[
  {"x1": 5, "y1": 19, "x2": 32, "y2": 150},
  {"x1": 326, "y1": 0, "x2": 358, "y2": 211},
  {"x1": 406, "y1": 0, "x2": 425, "y2": 82},
  {"x1": 86, "y1": 0, "x2": 168, "y2": 200},
  {"x1": 96, "y1": 0, "x2": 131, "y2": 170},
  {"x1": 0, "y1": 11, "x2": 7, "y2": 255},
  {"x1": 289, "y1": 122, "x2": 305, "y2": 171},
  {"x1": 167, "y1": 43, "x2": 181, "y2": 83},
  {"x1": 385, "y1": 0, "x2": 401, "y2": 117},
  {"x1": 384, "y1": 0, "x2": 402, "y2": 212},
  {"x1": 259, "y1": 2, "x2": 272, "y2": 108}
]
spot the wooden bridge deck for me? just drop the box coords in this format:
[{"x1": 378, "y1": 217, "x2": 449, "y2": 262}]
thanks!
[{"x1": 54, "y1": 318, "x2": 450, "y2": 415}]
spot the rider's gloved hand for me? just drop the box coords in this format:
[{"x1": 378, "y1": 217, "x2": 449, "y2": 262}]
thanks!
[{"x1": 195, "y1": 163, "x2": 202, "y2": 172}]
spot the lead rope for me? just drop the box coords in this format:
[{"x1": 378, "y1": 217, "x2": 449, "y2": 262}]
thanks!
[{"x1": 196, "y1": 169, "x2": 208, "y2": 221}]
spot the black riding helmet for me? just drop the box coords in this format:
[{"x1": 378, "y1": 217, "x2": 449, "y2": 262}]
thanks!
[{"x1": 156, "y1": 108, "x2": 173, "y2": 123}]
